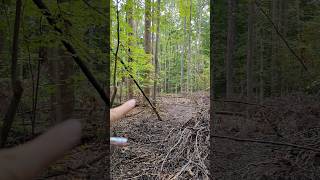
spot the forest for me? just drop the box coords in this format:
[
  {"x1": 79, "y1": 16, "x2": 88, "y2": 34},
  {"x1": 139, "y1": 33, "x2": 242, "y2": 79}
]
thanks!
[
  {"x1": 212, "y1": 0, "x2": 320, "y2": 179},
  {"x1": 0, "y1": 0, "x2": 319, "y2": 179},
  {"x1": 110, "y1": 0, "x2": 210, "y2": 103},
  {"x1": 0, "y1": 0, "x2": 210, "y2": 179}
]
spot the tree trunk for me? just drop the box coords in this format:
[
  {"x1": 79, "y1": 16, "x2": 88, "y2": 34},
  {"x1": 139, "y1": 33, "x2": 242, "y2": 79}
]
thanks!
[
  {"x1": 144, "y1": 0, "x2": 152, "y2": 101},
  {"x1": 181, "y1": 17, "x2": 186, "y2": 93},
  {"x1": 58, "y1": 48, "x2": 74, "y2": 121},
  {"x1": 271, "y1": 0, "x2": 279, "y2": 96},
  {"x1": 127, "y1": 0, "x2": 134, "y2": 99},
  {"x1": 226, "y1": 0, "x2": 236, "y2": 99},
  {"x1": 196, "y1": 1, "x2": 203, "y2": 91},
  {"x1": 280, "y1": 0, "x2": 288, "y2": 97},
  {"x1": 0, "y1": 0, "x2": 23, "y2": 147},
  {"x1": 0, "y1": 30, "x2": 3, "y2": 58},
  {"x1": 259, "y1": 29, "x2": 264, "y2": 104},
  {"x1": 187, "y1": 0, "x2": 192, "y2": 93},
  {"x1": 48, "y1": 47, "x2": 74, "y2": 124},
  {"x1": 246, "y1": 1, "x2": 255, "y2": 100},
  {"x1": 153, "y1": 0, "x2": 160, "y2": 105}
]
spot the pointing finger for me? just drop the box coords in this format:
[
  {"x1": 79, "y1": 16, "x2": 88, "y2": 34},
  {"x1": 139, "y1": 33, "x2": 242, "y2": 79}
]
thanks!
[{"x1": 110, "y1": 99, "x2": 136, "y2": 125}]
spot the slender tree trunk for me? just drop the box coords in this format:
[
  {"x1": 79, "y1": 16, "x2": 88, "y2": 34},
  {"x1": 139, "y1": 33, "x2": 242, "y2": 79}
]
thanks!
[
  {"x1": 144, "y1": 0, "x2": 152, "y2": 101},
  {"x1": 48, "y1": 36, "x2": 74, "y2": 124},
  {"x1": 197, "y1": 1, "x2": 204, "y2": 91},
  {"x1": 259, "y1": 29, "x2": 264, "y2": 104},
  {"x1": 246, "y1": 1, "x2": 255, "y2": 100},
  {"x1": 187, "y1": 0, "x2": 192, "y2": 93},
  {"x1": 209, "y1": 0, "x2": 216, "y2": 175},
  {"x1": 164, "y1": 54, "x2": 167, "y2": 93},
  {"x1": 0, "y1": 0, "x2": 23, "y2": 147},
  {"x1": 181, "y1": 17, "x2": 186, "y2": 93},
  {"x1": 127, "y1": 0, "x2": 134, "y2": 99},
  {"x1": 153, "y1": 0, "x2": 160, "y2": 105},
  {"x1": 280, "y1": 0, "x2": 288, "y2": 96},
  {"x1": 271, "y1": 0, "x2": 279, "y2": 96},
  {"x1": 0, "y1": 30, "x2": 3, "y2": 58},
  {"x1": 226, "y1": 0, "x2": 236, "y2": 99},
  {"x1": 58, "y1": 48, "x2": 74, "y2": 122}
]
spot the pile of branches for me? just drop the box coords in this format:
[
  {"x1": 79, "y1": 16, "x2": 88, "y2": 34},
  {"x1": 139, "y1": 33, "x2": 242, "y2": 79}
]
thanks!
[
  {"x1": 156, "y1": 107, "x2": 210, "y2": 179},
  {"x1": 111, "y1": 94, "x2": 210, "y2": 179}
]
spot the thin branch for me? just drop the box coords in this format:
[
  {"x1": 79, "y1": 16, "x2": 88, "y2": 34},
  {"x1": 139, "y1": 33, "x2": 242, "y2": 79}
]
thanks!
[
  {"x1": 212, "y1": 99, "x2": 270, "y2": 108},
  {"x1": 212, "y1": 134, "x2": 320, "y2": 152},
  {"x1": 255, "y1": 0, "x2": 308, "y2": 71},
  {"x1": 111, "y1": 49, "x2": 162, "y2": 121}
]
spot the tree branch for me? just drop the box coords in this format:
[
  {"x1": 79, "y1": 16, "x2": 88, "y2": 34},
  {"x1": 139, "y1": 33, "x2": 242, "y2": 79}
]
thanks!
[
  {"x1": 255, "y1": 0, "x2": 308, "y2": 71},
  {"x1": 111, "y1": 48, "x2": 162, "y2": 121}
]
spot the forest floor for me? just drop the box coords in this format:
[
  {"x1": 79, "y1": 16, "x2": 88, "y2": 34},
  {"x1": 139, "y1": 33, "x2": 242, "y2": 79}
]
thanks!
[
  {"x1": 32, "y1": 92, "x2": 320, "y2": 179},
  {"x1": 38, "y1": 92, "x2": 210, "y2": 180}
]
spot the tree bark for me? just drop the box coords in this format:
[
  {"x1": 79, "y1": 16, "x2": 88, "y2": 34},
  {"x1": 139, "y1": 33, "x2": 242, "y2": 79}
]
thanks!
[
  {"x1": 127, "y1": 0, "x2": 134, "y2": 99},
  {"x1": 271, "y1": 0, "x2": 279, "y2": 96},
  {"x1": 48, "y1": 6, "x2": 74, "y2": 123},
  {"x1": 246, "y1": 0, "x2": 255, "y2": 100},
  {"x1": 144, "y1": 0, "x2": 152, "y2": 100},
  {"x1": 259, "y1": 29, "x2": 264, "y2": 104},
  {"x1": 226, "y1": 0, "x2": 236, "y2": 99},
  {"x1": 181, "y1": 17, "x2": 186, "y2": 93},
  {"x1": 0, "y1": 0, "x2": 24, "y2": 147},
  {"x1": 153, "y1": 0, "x2": 160, "y2": 105},
  {"x1": 187, "y1": 0, "x2": 192, "y2": 93}
]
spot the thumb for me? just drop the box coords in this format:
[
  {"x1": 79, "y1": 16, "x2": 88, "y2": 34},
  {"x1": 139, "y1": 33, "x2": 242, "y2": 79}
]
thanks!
[{"x1": 110, "y1": 99, "x2": 136, "y2": 125}]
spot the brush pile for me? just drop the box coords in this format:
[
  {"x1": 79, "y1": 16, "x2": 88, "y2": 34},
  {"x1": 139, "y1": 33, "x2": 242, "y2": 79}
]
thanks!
[{"x1": 111, "y1": 93, "x2": 210, "y2": 179}]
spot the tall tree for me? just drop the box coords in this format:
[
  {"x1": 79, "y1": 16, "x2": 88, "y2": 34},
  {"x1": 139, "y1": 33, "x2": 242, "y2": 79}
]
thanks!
[
  {"x1": 259, "y1": 28, "x2": 264, "y2": 104},
  {"x1": 246, "y1": 0, "x2": 255, "y2": 100},
  {"x1": 181, "y1": 17, "x2": 186, "y2": 93},
  {"x1": 48, "y1": 1, "x2": 74, "y2": 123},
  {"x1": 127, "y1": 0, "x2": 134, "y2": 99},
  {"x1": 0, "y1": 0, "x2": 23, "y2": 147},
  {"x1": 271, "y1": 0, "x2": 279, "y2": 96},
  {"x1": 0, "y1": 30, "x2": 3, "y2": 59},
  {"x1": 153, "y1": 0, "x2": 160, "y2": 104},
  {"x1": 187, "y1": 0, "x2": 192, "y2": 92},
  {"x1": 144, "y1": 0, "x2": 152, "y2": 99},
  {"x1": 226, "y1": 0, "x2": 236, "y2": 98}
]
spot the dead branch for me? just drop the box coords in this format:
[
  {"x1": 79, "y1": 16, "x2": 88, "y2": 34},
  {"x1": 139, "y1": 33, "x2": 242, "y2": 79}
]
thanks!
[
  {"x1": 113, "y1": 52, "x2": 162, "y2": 121},
  {"x1": 214, "y1": 111, "x2": 246, "y2": 117},
  {"x1": 212, "y1": 99, "x2": 270, "y2": 108},
  {"x1": 255, "y1": 0, "x2": 308, "y2": 71},
  {"x1": 212, "y1": 134, "x2": 320, "y2": 153}
]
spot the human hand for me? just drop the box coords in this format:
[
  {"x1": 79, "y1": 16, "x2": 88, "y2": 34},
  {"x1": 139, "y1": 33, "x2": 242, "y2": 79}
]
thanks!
[{"x1": 0, "y1": 99, "x2": 136, "y2": 180}]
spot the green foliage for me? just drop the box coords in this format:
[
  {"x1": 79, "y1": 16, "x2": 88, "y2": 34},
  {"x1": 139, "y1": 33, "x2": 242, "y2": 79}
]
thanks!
[{"x1": 109, "y1": 0, "x2": 210, "y2": 94}]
